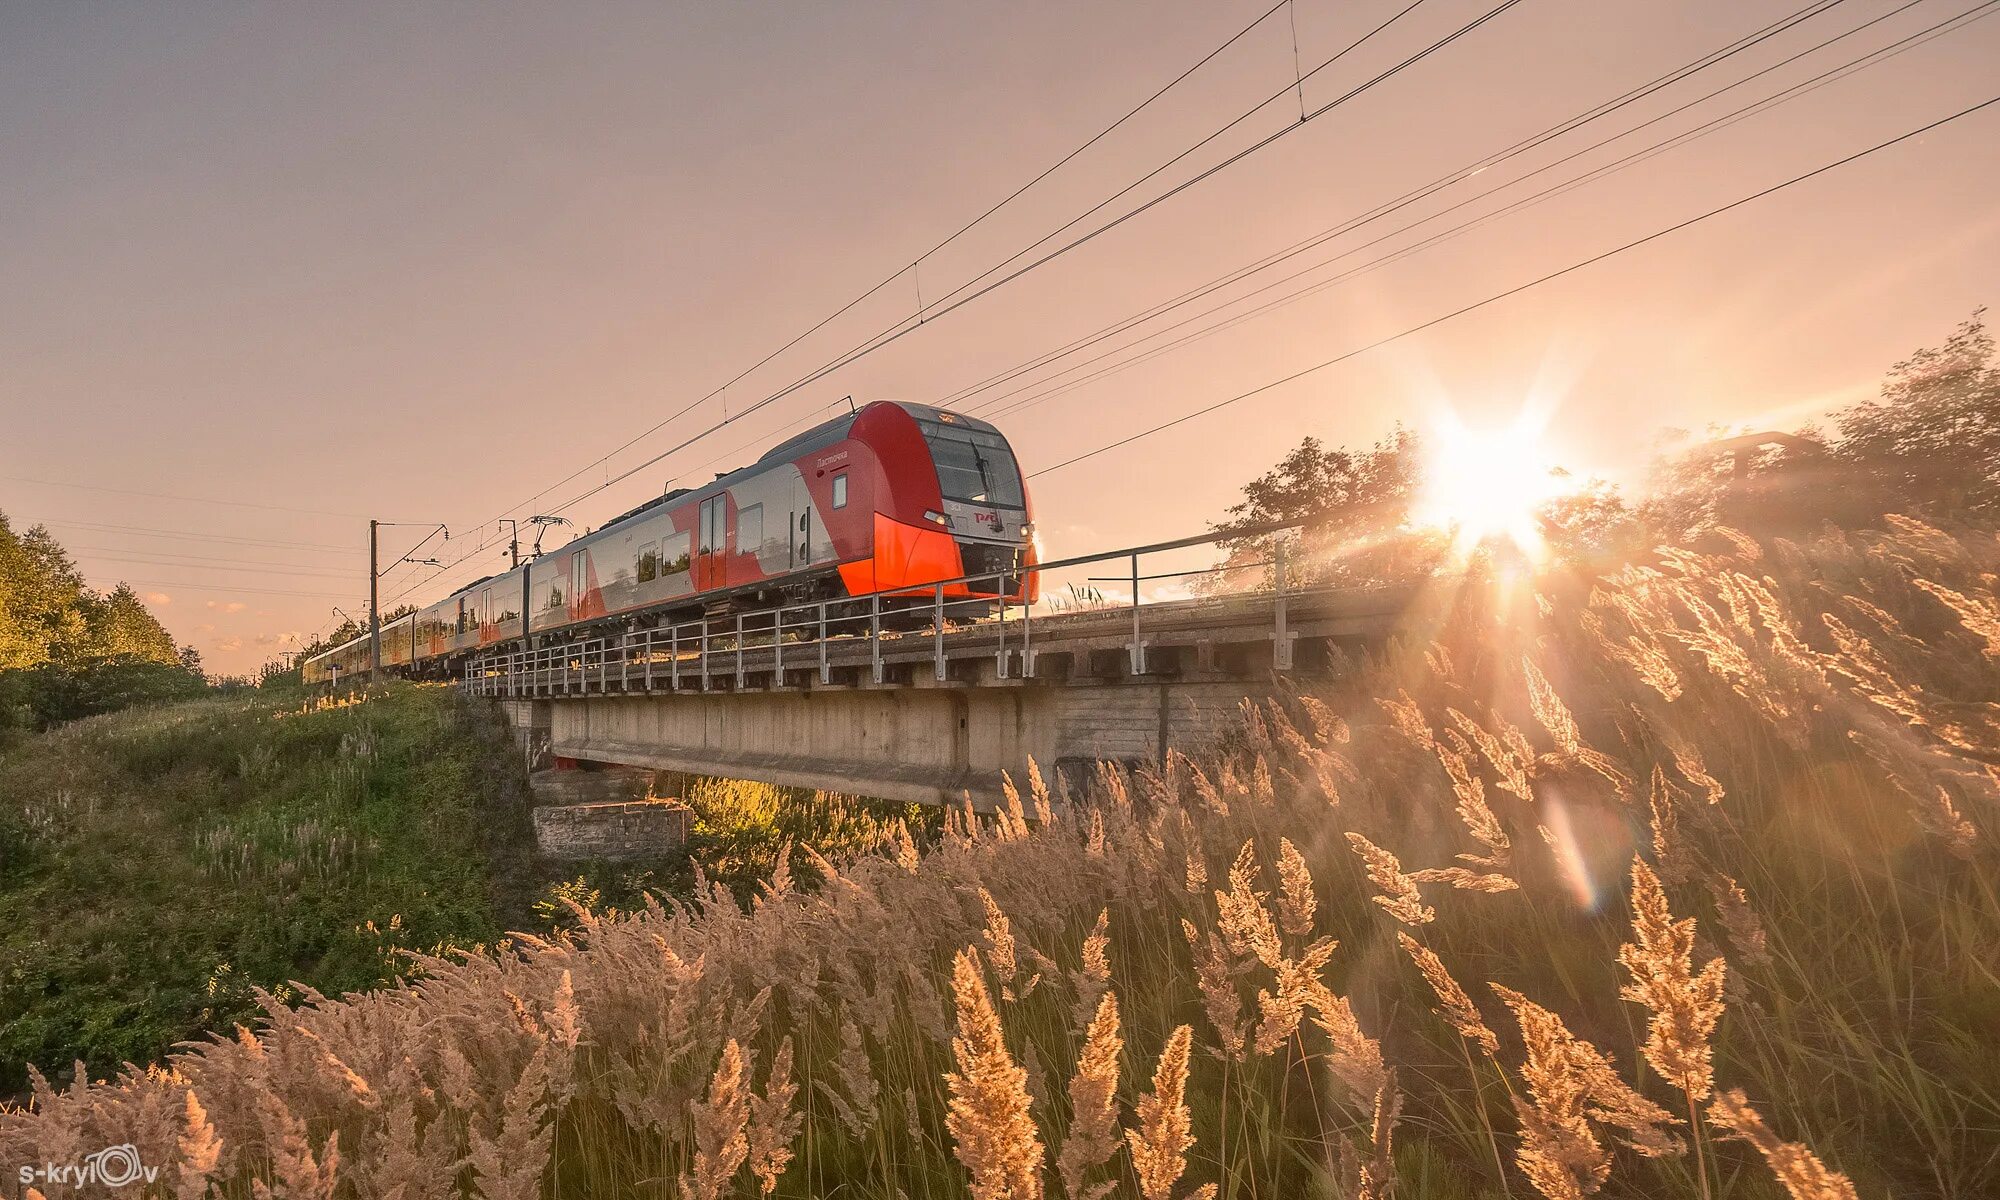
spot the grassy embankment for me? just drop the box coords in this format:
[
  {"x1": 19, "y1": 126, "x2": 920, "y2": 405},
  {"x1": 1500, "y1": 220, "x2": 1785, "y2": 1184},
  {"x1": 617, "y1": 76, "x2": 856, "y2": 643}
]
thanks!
[
  {"x1": 0, "y1": 686, "x2": 510, "y2": 1091},
  {"x1": 0, "y1": 681, "x2": 931, "y2": 1099},
  {"x1": 4, "y1": 516, "x2": 2000, "y2": 1199}
]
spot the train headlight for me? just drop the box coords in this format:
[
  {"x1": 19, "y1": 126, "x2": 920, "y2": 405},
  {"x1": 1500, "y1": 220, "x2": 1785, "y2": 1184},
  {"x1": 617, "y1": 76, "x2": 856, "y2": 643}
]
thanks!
[{"x1": 923, "y1": 510, "x2": 952, "y2": 527}]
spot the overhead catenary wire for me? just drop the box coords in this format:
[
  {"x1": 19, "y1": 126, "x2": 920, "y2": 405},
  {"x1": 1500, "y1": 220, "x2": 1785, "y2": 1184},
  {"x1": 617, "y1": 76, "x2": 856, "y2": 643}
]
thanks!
[
  {"x1": 375, "y1": 0, "x2": 1467, "y2": 609},
  {"x1": 37, "y1": 518, "x2": 358, "y2": 554},
  {"x1": 375, "y1": 0, "x2": 1829, "y2": 610},
  {"x1": 402, "y1": 0, "x2": 1303, "y2": 588},
  {"x1": 511, "y1": 0, "x2": 1516, "y2": 529},
  {"x1": 942, "y1": 0, "x2": 1856, "y2": 415},
  {"x1": 61, "y1": 546, "x2": 371, "y2": 578},
  {"x1": 973, "y1": 0, "x2": 1987, "y2": 424},
  {"x1": 602, "y1": 0, "x2": 1873, "y2": 511},
  {"x1": 1, "y1": 475, "x2": 374, "y2": 519},
  {"x1": 83, "y1": 577, "x2": 363, "y2": 601},
  {"x1": 1027, "y1": 92, "x2": 2000, "y2": 479}
]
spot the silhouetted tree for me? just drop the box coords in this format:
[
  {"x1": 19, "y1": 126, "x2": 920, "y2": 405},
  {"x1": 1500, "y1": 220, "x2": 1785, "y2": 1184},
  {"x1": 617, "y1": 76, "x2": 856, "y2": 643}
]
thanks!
[{"x1": 1834, "y1": 308, "x2": 1999, "y2": 515}]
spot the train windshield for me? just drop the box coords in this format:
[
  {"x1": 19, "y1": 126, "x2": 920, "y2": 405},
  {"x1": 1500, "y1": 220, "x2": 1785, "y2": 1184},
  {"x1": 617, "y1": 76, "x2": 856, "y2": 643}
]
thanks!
[{"x1": 920, "y1": 421, "x2": 1025, "y2": 508}]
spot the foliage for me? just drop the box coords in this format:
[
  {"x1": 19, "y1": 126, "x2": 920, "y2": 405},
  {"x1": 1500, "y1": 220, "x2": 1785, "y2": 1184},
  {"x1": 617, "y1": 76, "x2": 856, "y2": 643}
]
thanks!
[
  {"x1": 530, "y1": 776, "x2": 941, "y2": 929},
  {"x1": 5, "y1": 514, "x2": 1996, "y2": 1198},
  {"x1": 0, "y1": 512, "x2": 203, "y2": 742},
  {"x1": 1834, "y1": 307, "x2": 2000, "y2": 514},
  {"x1": 0, "y1": 684, "x2": 504, "y2": 1093},
  {"x1": 1206, "y1": 425, "x2": 1439, "y2": 590},
  {"x1": 1646, "y1": 310, "x2": 2000, "y2": 537},
  {"x1": 0, "y1": 656, "x2": 207, "y2": 736}
]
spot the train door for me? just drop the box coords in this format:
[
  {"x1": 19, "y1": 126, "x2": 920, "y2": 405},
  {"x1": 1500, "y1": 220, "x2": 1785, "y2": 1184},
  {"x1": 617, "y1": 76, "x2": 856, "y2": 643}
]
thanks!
[
  {"x1": 570, "y1": 552, "x2": 588, "y2": 619},
  {"x1": 697, "y1": 496, "x2": 725, "y2": 592},
  {"x1": 791, "y1": 477, "x2": 812, "y2": 569}
]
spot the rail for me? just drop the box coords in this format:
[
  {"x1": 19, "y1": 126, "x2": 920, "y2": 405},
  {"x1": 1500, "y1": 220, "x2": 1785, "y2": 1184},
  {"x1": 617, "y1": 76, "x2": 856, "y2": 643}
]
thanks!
[{"x1": 459, "y1": 516, "x2": 1345, "y2": 698}]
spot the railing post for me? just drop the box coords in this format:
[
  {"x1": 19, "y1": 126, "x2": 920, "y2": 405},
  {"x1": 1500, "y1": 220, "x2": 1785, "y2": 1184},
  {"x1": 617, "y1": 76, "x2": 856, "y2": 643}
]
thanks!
[
  {"x1": 773, "y1": 608, "x2": 784, "y2": 685},
  {"x1": 701, "y1": 619, "x2": 711, "y2": 692},
  {"x1": 671, "y1": 625, "x2": 681, "y2": 691},
  {"x1": 1128, "y1": 551, "x2": 1146, "y2": 675},
  {"x1": 996, "y1": 586, "x2": 1008, "y2": 680},
  {"x1": 818, "y1": 602, "x2": 830, "y2": 685},
  {"x1": 735, "y1": 613, "x2": 746, "y2": 689},
  {"x1": 933, "y1": 584, "x2": 946, "y2": 682},
  {"x1": 1024, "y1": 588, "x2": 1040, "y2": 680},
  {"x1": 1273, "y1": 538, "x2": 1293, "y2": 671},
  {"x1": 870, "y1": 594, "x2": 883, "y2": 685}
]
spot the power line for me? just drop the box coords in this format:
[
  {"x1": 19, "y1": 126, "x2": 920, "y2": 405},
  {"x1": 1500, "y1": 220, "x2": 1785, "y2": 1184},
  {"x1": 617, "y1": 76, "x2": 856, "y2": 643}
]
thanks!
[
  {"x1": 945, "y1": 0, "x2": 1856, "y2": 415},
  {"x1": 519, "y1": 0, "x2": 1515, "y2": 529},
  {"x1": 82, "y1": 576, "x2": 362, "y2": 601},
  {"x1": 63, "y1": 546, "x2": 366, "y2": 578},
  {"x1": 1, "y1": 475, "x2": 370, "y2": 519},
  {"x1": 36, "y1": 518, "x2": 357, "y2": 553},
  {"x1": 402, "y1": 0, "x2": 1304, "y2": 590},
  {"x1": 976, "y1": 0, "x2": 1984, "y2": 423},
  {"x1": 603, "y1": 0, "x2": 1868, "y2": 505},
  {"x1": 1028, "y1": 92, "x2": 2000, "y2": 478}
]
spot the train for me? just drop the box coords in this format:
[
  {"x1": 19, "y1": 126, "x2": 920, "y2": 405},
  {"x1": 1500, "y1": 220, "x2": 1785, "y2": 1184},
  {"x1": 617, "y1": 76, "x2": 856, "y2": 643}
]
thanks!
[{"x1": 303, "y1": 401, "x2": 1037, "y2": 683}]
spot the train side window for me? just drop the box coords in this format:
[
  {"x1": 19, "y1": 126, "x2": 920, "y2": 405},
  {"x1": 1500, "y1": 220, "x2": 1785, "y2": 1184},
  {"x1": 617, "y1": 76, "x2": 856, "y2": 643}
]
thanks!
[
  {"x1": 664, "y1": 531, "x2": 691, "y2": 576},
  {"x1": 456, "y1": 598, "x2": 468, "y2": 634},
  {"x1": 831, "y1": 473, "x2": 848, "y2": 510},
  {"x1": 481, "y1": 588, "x2": 493, "y2": 628},
  {"x1": 637, "y1": 541, "x2": 659, "y2": 583},
  {"x1": 571, "y1": 554, "x2": 587, "y2": 607},
  {"x1": 738, "y1": 504, "x2": 763, "y2": 555}
]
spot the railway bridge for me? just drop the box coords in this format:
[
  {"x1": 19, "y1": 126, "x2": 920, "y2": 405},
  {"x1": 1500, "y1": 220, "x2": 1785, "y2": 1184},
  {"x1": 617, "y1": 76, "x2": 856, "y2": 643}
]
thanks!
[{"x1": 469, "y1": 526, "x2": 1420, "y2": 806}]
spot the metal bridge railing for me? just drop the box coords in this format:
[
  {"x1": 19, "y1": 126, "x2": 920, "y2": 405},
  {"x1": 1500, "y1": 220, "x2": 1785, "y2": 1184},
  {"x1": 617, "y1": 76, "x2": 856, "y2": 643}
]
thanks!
[{"x1": 461, "y1": 517, "x2": 1329, "y2": 699}]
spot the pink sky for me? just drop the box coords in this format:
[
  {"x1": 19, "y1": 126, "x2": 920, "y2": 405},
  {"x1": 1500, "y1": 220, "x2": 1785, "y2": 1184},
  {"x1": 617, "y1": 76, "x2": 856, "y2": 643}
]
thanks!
[{"x1": 4, "y1": 0, "x2": 1996, "y2": 675}]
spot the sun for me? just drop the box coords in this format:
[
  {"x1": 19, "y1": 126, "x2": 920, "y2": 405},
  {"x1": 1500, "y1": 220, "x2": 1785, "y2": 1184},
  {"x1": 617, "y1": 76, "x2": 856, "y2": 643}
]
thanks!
[{"x1": 1414, "y1": 411, "x2": 1575, "y2": 559}]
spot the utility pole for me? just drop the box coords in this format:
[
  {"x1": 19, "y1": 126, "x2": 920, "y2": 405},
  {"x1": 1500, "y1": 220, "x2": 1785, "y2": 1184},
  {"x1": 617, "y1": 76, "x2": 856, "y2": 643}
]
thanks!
[
  {"x1": 367, "y1": 520, "x2": 448, "y2": 681},
  {"x1": 499, "y1": 519, "x2": 521, "y2": 569},
  {"x1": 369, "y1": 519, "x2": 381, "y2": 678}
]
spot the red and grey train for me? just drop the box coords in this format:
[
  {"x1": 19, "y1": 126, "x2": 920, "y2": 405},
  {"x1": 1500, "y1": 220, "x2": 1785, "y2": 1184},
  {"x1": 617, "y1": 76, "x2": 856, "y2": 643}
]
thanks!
[{"x1": 303, "y1": 401, "x2": 1037, "y2": 683}]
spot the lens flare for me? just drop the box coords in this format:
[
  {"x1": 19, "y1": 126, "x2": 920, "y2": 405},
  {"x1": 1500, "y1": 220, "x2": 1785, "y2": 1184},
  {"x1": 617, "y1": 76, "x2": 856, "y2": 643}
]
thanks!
[
  {"x1": 1539, "y1": 789, "x2": 1600, "y2": 911},
  {"x1": 1415, "y1": 411, "x2": 1575, "y2": 560}
]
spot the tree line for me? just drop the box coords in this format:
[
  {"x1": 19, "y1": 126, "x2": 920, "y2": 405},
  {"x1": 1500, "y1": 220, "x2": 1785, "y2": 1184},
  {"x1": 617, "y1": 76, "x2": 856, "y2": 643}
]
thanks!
[
  {"x1": 1210, "y1": 308, "x2": 2000, "y2": 584},
  {"x1": 0, "y1": 513, "x2": 206, "y2": 740}
]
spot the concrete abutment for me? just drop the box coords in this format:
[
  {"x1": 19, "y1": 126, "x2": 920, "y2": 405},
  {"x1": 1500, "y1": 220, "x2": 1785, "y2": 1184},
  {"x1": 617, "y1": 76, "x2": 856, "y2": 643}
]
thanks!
[{"x1": 494, "y1": 676, "x2": 1283, "y2": 808}]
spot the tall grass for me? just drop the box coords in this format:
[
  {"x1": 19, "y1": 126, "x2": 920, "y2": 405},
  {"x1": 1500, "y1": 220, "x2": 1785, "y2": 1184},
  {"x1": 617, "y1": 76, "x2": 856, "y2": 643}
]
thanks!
[{"x1": 4, "y1": 514, "x2": 1998, "y2": 1198}]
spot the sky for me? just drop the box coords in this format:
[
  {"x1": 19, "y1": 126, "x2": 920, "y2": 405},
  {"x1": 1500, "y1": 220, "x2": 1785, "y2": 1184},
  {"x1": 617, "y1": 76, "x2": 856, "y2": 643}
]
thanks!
[{"x1": 3, "y1": 0, "x2": 1996, "y2": 675}]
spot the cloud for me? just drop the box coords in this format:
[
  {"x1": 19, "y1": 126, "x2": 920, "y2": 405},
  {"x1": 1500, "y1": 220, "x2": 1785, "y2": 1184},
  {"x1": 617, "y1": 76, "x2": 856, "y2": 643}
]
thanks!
[
  {"x1": 211, "y1": 636, "x2": 244, "y2": 652},
  {"x1": 143, "y1": 591, "x2": 172, "y2": 606},
  {"x1": 253, "y1": 631, "x2": 305, "y2": 648},
  {"x1": 195, "y1": 623, "x2": 216, "y2": 634},
  {"x1": 204, "y1": 600, "x2": 249, "y2": 614}
]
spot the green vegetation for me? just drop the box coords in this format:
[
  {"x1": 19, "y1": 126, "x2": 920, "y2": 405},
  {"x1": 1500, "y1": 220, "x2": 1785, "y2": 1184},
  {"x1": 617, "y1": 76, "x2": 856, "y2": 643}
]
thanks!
[
  {"x1": 532, "y1": 774, "x2": 940, "y2": 924},
  {"x1": 0, "y1": 511, "x2": 207, "y2": 745},
  {"x1": 0, "y1": 684, "x2": 508, "y2": 1092}
]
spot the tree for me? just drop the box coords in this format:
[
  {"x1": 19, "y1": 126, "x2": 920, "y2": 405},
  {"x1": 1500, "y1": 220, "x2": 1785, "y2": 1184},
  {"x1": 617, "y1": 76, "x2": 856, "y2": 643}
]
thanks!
[
  {"x1": 92, "y1": 584, "x2": 181, "y2": 665},
  {"x1": 0, "y1": 511, "x2": 205, "y2": 736},
  {"x1": 1640, "y1": 311, "x2": 2000, "y2": 538},
  {"x1": 1207, "y1": 427, "x2": 1440, "y2": 590},
  {"x1": 1833, "y1": 308, "x2": 2000, "y2": 515}
]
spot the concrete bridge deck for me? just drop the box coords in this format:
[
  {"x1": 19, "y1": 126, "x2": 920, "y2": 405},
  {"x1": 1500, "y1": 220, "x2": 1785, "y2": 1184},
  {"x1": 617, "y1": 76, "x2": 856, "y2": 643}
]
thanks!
[{"x1": 484, "y1": 580, "x2": 1417, "y2": 807}]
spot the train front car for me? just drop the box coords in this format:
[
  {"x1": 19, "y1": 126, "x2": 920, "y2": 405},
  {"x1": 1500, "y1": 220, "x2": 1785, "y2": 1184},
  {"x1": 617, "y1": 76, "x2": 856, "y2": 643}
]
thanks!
[{"x1": 839, "y1": 401, "x2": 1037, "y2": 609}]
